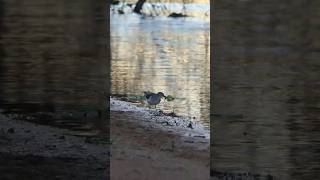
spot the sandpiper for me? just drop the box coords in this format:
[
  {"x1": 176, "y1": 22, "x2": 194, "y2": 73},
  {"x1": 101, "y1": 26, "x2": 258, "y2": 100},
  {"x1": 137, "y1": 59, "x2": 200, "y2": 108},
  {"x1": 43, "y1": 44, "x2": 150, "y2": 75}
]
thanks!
[{"x1": 144, "y1": 91, "x2": 166, "y2": 108}]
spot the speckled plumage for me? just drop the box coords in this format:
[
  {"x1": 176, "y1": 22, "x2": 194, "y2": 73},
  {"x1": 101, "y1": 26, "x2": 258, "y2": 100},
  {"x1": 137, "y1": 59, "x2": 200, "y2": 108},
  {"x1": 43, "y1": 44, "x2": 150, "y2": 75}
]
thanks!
[{"x1": 144, "y1": 92, "x2": 166, "y2": 108}]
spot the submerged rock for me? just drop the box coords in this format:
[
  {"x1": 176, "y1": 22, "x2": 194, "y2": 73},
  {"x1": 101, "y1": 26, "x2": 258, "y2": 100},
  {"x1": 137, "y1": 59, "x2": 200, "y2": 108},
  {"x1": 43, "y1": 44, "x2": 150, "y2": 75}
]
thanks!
[
  {"x1": 118, "y1": 9, "x2": 125, "y2": 14},
  {"x1": 168, "y1": 13, "x2": 188, "y2": 18}
]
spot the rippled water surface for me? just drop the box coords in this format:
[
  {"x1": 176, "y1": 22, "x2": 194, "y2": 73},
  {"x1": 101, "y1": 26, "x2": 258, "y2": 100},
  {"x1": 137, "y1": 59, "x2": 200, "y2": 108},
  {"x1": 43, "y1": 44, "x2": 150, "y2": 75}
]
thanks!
[
  {"x1": 212, "y1": 1, "x2": 320, "y2": 179},
  {"x1": 111, "y1": 13, "x2": 210, "y2": 127},
  {"x1": 0, "y1": 0, "x2": 107, "y2": 135}
]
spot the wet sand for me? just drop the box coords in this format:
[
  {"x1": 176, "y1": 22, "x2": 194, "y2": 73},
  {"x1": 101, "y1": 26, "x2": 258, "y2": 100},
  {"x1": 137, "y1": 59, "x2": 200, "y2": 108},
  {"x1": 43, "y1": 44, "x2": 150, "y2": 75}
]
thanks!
[
  {"x1": 0, "y1": 97, "x2": 210, "y2": 179},
  {"x1": 110, "y1": 98, "x2": 210, "y2": 180},
  {"x1": 0, "y1": 113, "x2": 108, "y2": 180}
]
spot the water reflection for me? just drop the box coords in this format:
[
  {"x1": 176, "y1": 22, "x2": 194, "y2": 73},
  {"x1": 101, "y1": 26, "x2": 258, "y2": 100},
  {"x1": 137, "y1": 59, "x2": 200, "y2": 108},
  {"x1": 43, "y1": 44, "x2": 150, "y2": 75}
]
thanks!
[
  {"x1": 212, "y1": 1, "x2": 320, "y2": 179},
  {"x1": 0, "y1": 0, "x2": 107, "y2": 134},
  {"x1": 111, "y1": 14, "x2": 210, "y2": 127}
]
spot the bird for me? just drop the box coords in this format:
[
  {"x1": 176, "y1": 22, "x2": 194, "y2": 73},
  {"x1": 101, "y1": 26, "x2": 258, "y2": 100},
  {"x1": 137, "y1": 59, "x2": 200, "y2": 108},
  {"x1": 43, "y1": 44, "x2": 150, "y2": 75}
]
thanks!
[{"x1": 144, "y1": 91, "x2": 166, "y2": 108}]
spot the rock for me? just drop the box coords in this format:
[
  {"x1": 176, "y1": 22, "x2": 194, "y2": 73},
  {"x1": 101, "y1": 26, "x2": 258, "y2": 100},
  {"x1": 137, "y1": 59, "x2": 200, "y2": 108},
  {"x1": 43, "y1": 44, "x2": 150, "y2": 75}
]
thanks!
[
  {"x1": 187, "y1": 122, "x2": 193, "y2": 129},
  {"x1": 161, "y1": 121, "x2": 173, "y2": 126},
  {"x1": 111, "y1": 0, "x2": 120, "y2": 5},
  {"x1": 193, "y1": 135, "x2": 205, "y2": 138},
  {"x1": 166, "y1": 112, "x2": 178, "y2": 117},
  {"x1": 168, "y1": 13, "x2": 187, "y2": 18}
]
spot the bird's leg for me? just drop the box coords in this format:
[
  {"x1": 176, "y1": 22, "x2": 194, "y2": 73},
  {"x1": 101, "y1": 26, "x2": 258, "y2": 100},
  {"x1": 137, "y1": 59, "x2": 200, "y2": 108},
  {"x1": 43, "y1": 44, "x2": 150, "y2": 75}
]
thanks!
[{"x1": 155, "y1": 105, "x2": 156, "y2": 109}]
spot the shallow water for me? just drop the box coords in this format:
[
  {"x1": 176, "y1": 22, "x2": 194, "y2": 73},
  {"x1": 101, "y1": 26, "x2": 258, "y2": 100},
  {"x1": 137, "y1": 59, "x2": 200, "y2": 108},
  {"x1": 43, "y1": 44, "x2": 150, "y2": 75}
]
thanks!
[
  {"x1": 0, "y1": 0, "x2": 107, "y2": 135},
  {"x1": 111, "y1": 13, "x2": 210, "y2": 128},
  {"x1": 212, "y1": 1, "x2": 320, "y2": 179}
]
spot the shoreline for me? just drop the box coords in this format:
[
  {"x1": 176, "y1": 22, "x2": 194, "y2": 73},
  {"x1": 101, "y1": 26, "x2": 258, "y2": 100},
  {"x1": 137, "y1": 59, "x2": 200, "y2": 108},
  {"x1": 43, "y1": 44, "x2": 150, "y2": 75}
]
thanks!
[
  {"x1": 110, "y1": 97, "x2": 210, "y2": 180},
  {"x1": 0, "y1": 97, "x2": 210, "y2": 179},
  {"x1": 0, "y1": 113, "x2": 108, "y2": 179},
  {"x1": 111, "y1": 97, "x2": 210, "y2": 139}
]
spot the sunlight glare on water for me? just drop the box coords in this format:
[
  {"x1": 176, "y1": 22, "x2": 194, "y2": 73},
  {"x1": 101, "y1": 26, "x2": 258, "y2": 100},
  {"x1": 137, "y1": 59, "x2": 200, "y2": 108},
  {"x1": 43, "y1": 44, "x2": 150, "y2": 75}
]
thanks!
[{"x1": 111, "y1": 13, "x2": 210, "y2": 128}]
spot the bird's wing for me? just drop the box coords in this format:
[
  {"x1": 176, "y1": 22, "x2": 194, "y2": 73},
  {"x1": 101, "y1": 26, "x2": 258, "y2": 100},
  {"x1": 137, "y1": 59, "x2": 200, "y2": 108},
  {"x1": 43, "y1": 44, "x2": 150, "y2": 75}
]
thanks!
[{"x1": 144, "y1": 91, "x2": 154, "y2": 99}]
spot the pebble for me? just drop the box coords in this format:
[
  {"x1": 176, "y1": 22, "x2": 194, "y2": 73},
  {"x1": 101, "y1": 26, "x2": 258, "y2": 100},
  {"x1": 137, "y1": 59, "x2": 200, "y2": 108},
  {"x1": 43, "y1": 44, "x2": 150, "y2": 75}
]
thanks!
[
  {"x1": 193, "y1": 135, "x2": 206, "y2": 138},
  {"x1": 187, "y1": 122, "x2": 193, "y2": 129}
]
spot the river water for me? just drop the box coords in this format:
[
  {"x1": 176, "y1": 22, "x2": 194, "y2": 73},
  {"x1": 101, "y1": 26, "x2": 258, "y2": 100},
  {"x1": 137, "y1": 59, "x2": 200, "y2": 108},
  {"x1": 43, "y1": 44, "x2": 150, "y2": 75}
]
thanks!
[
  {"x1": 212, "y1": 1, "x2": 320, "y2": 179},
  {"x1": 0, "y1": 0, "x2": 108, "y2": 136},
  {"x1": 111, "y1": 12, "x2": 210, "y2": 128}
]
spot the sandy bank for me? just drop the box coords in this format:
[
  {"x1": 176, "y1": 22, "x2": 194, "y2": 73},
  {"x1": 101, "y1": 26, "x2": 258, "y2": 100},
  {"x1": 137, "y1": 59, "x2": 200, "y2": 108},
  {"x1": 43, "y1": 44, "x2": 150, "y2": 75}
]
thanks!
[
  {"x1": 0, "y1": 97, "x2": 210, "y2": 180},
  {"x1": 110, "y1": 97, "x2": 210, "y2": 180},
  {"x1": 0, "y1": 113, "x2": 108, "y2": 179}
]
